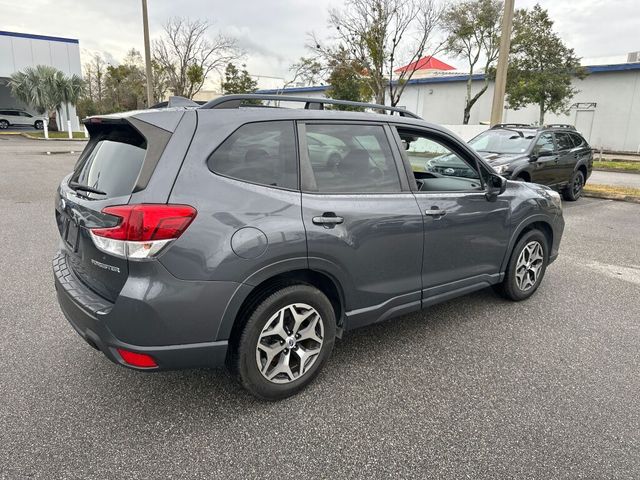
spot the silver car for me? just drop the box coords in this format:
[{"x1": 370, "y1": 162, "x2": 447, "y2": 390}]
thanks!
[{"x1": 0, "y1": 109, "x2": 45, "y2": 129}]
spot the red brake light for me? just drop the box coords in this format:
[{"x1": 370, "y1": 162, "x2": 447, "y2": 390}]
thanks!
[
  {"x1": 92, "y1": 204, "x2": 197, "y2": 241},
  {"x1": 117, "y1": 348, "x2": 158, "y2": 368}
]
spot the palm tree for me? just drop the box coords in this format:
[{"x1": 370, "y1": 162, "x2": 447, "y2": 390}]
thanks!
[
  {"x1": 8, "y1": 65, "x2": 85, "y2": 138},
  {"x1": 8, "y1": 65, "x2": 59, "y2": 137},
  {"x1": 54, "y1": 71, "x2": 85, "y2": 137}
]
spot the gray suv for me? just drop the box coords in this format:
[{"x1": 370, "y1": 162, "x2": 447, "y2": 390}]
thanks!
[{"x1": 54, "y1": 95, "x2": 564, "y2": 400}]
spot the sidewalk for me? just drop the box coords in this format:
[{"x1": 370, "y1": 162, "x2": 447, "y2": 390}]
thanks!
[{"x1": 590, "y1": 170, "x2": 640, "y2": 189}]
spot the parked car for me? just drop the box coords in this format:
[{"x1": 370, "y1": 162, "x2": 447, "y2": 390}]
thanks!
[
  {"x1": 54, "y1": 95, "x2": 564, "y2": 400},
  {"x1": 464, "y1": 123, "x2": 593, "y2": 201},
  {"x1": 0, "y1": 109, "x2": 45, "y2": 130}
]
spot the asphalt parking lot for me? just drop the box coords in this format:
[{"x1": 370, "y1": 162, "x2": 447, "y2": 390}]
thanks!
[{"x1": 1, "y1": 136, "x2": 638, "y2": 479}]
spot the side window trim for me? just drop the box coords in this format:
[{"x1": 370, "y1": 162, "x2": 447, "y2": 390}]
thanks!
[
  {"x1": 298, "y1": 120, "x2": 405, "y2": 195},
  {"x1": 391, "y1": 124, "x2": 488, "y2": 193}
]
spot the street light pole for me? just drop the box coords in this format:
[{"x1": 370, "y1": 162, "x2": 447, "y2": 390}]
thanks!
[
  {"x1": 142, "y1": 0, "x2": 154, "y2": 107},
  {"x1": 490, "y1": 0, "x2": 515, "y2": 126}
]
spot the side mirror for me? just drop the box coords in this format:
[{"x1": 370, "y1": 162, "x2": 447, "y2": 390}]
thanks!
[
  {"x1": 534, "y1": 148, "x2": 554, "y2": 159},
  {"x1": 485, "y1": 173, "x2": 507, "y2": 200}
]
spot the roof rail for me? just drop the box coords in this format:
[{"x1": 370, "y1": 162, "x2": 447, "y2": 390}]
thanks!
[
  {"x1": 199, "y1": 94, "x2": 421, "y2": 119},
  {"x1": 490, "y1": 123, "x2": 534, "y2": 129},
  {"x1": 544, "y1": 123, "x2": 576, "y2": 130}
]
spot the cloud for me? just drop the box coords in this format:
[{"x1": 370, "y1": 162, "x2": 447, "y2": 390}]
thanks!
[{"x1": 2, "y1": 0, "x2": 638, "y2": 82}]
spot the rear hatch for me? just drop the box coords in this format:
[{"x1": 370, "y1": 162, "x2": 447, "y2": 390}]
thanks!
[{"x1": 55, "y1": 120, "x2": 150, "y2": 302}]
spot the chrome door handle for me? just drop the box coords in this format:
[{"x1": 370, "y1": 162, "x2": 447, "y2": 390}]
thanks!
[
  {"x1": 425, "y1": 209, "x2": 446, "y2": 218},
  {"x1": 312, "y1": 214, "x2": 344, "y2": 225}
]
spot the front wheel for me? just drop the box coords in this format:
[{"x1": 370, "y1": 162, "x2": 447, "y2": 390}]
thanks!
[
  {"x1": 34, "y1": 120, "x2": 44, "y2": 130},
  {"x1": 228, "y1": 284, "x2": 336, "y2": 400},
  {"x1": 494, "y1": 229, "x2": 549, "y2": 301},
  {"x1": 563, "y1": 170, "x2": 584, "y2": 201},
  {"x1": 0, "y1": 120, "x2": 8, "y2": 129}
]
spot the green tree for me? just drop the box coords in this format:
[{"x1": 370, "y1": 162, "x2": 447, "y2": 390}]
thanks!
[
  {"x1": 326, "y1": 49, "x2": 369, "y2": 109},
  {"x1": 221, "y1": 63, "x2": 258, "y2": 94},
  {"x1": 9, "y1": 65, "x2": 85, "y2": 135},
  {"x1": 443, "y1": 0, "x2": 502, "y2": 124},
  {"x1": 53, "y1": 70, "x2": 85, "y2": 133},
  {"x1": 506, "y1": 4, "x2": 587, "y2": 125}
]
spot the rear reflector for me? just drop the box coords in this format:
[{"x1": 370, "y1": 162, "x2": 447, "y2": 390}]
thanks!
[
  {"x1": 117, "y1": 348, "x2": 158, "y2": 368},
  {"x1": 90, "y1": 204, "x2": 197, "y2": 260}
]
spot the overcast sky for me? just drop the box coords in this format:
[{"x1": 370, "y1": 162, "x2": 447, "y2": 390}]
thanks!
[{"x1": 2, "y1": 0, "x2": 639, "y2": 85}]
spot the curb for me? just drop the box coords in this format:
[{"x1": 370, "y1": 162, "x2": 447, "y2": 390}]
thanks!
[
  {"x1": 593, "y1": 168, "x2": 640, "y2": 175},
  {"x1": 583, "y1": 191, "x2": 640, "y2": 204},
  {"x1": 20, "y1": 133, "x2": 88, "y2": 141}
]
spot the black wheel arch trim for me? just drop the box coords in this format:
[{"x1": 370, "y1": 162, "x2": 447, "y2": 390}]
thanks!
[{"x1": 500, "y1": 215, "x2": 554, "y2": 273}]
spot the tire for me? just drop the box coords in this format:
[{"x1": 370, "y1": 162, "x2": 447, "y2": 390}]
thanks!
[
  {"x1": 0, "y1": 120, "x2": 8, "y2": 129},
  {"x1": 563, "y1": 170, "x2": 584, "y2": 201},
  {"x1": 514, "y1": 174, "x2": 529, "y2": 182},
  {"x1": 494, "y1": 229, "x2": 549, "y2": 301},
  {"x1": 34, "y1": 120, "x2": 44, "y2": 130},
  {"x1": 228, "y1": 284, "x2": 336, "y2": 400}
]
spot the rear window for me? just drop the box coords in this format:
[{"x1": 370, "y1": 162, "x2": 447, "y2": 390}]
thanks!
[
  {"x1": 207, "y1": 121, "x2": 298, "y2": 190},
  {"x1": 71, "y1": 125, "x2": 146, "y2": 198}
]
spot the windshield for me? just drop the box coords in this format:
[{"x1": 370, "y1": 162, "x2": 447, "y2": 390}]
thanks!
[{"x1": 470, "y1": 129, "x2": 536, "y2": 154}]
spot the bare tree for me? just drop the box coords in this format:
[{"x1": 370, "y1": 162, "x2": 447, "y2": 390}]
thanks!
[
  {"x1": 282, "y1": 57, "x2": 325, "y2": 90},
  {"x1": 443, "y1": 0, "x2": 502, "y2": 124},
  {"x1": 311, "y1": 0, "x2": 443, "y2": 107},
  {"x1": 153, "y1": 18, "x2": 240, "y2": 98}
]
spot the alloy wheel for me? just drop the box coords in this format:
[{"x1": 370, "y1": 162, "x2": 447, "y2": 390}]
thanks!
[
  {"x1": 515, "y1": 241, "x2": 544, "y2": 291},
  {"x1": 255, "y1": 303, "x2": 324, "y2": 384},
  {"x1": 572, "y1": 173, "x2": 583, "y2": 196}
]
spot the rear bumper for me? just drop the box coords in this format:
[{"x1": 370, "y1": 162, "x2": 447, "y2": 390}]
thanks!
[{"x1": 53, "y1": 252, "x2": 229, "y2": 371}]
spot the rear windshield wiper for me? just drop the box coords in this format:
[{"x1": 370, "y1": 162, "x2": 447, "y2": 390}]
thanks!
[{"x1": 69, "y1": 181, "x2": 107, "y2": 196}]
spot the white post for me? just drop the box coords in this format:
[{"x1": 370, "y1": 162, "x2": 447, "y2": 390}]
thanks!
[
  {"x1": 43, "y1": 118, "x2": 49, "y2": 140},
  {"x1": 84, "y1": 126, "x2": 89, "y2": 138},
  {"x1": 67, "y1": 120, "x2": 73, "y2": 139}
]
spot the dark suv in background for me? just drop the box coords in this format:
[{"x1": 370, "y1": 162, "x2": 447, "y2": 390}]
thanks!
[
  {"x1": 54, "y1": 95, "x2": 564, "y2": 400},
  {"x1": 470, "y1": 124, "x2": 592, "y2": 201}
]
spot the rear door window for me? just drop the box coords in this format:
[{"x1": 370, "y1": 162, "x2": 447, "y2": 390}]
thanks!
[
  {"x1": 555, "y1": 132, "x2": 574, "y2": 151},
  {"x1": 207, "y1": 121, "x2": 298, "y2": 190},
  {"x1": 71, "y1": 125, "x2": 146, "y2": 198},
  {"x1": 303, "y1": 123, "x2": 401, "y2": 193},
  {"x1": 569, "y1": 133, "x2": 586, "y2": 147}
]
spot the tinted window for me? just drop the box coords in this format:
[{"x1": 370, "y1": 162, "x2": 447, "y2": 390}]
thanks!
[
  {"x1": 304, "y1": 124, "x2": 401, "y2": 193},
  {"x1": 556, "y1": 132, "x2": 574, "y2": 150},
  {"x1": 19, "y1": 112, "x2": 32, "y2": 117},
  {"x1": 71, "y1": 126, "x2": 146, "y2": 198},
  {"x1": 569, "y1": 133, "x2": 585, "y2": 147},
  {"x1": 207, "y1": 121, "x2": 297, "y2": 189},
  {"x1": 404, "y1": 134, "x2": 480, "y2": 180},
  {"x1": 469, "y1": 129, "x2": 536, "y2": 154},
  {"x1": 534, "y1": 133, "x2": 555, "y2": 154}
]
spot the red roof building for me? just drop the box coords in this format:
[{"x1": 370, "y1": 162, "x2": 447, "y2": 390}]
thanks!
[{"x1": 394, "y1": 56, "x2": 456, "y2": 77}]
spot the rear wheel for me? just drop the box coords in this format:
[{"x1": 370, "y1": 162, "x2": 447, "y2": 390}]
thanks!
[
  {"x1": 563, "y1": 170, "x2": 584, "y2": 201},
  {"x1": 34, "y1": 120, "x2": 44, "y2": 130},
  {"x1": 0, "y1": 120, "x2": 8, "y2": 129},
  {"x1": 494, "y1": 229, "x2": 548, "y2": 301},
  {"x1": 228, "y1": 284, "x2": 336, "y2": 400}
]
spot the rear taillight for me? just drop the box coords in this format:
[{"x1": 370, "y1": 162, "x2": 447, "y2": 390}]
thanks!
[{"x1": 90, "y1": 204, "x2": 197, "y2": 260}]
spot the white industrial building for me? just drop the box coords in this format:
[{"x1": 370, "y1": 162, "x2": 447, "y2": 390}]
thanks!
[
  {"x1": 0, "y1": 30, "x2": 82, "y2": 130},
  {"x1": 259, "y1": 59, "x2": 640, "y2": 153}
]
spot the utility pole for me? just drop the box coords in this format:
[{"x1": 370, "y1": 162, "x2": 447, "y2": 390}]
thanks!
[
  {"x1": 142, "y1": 0, "x2": 154, "y2": 107},
  {"x1": 490, "y1": 0, "x2": 515, "y2": 126}
]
